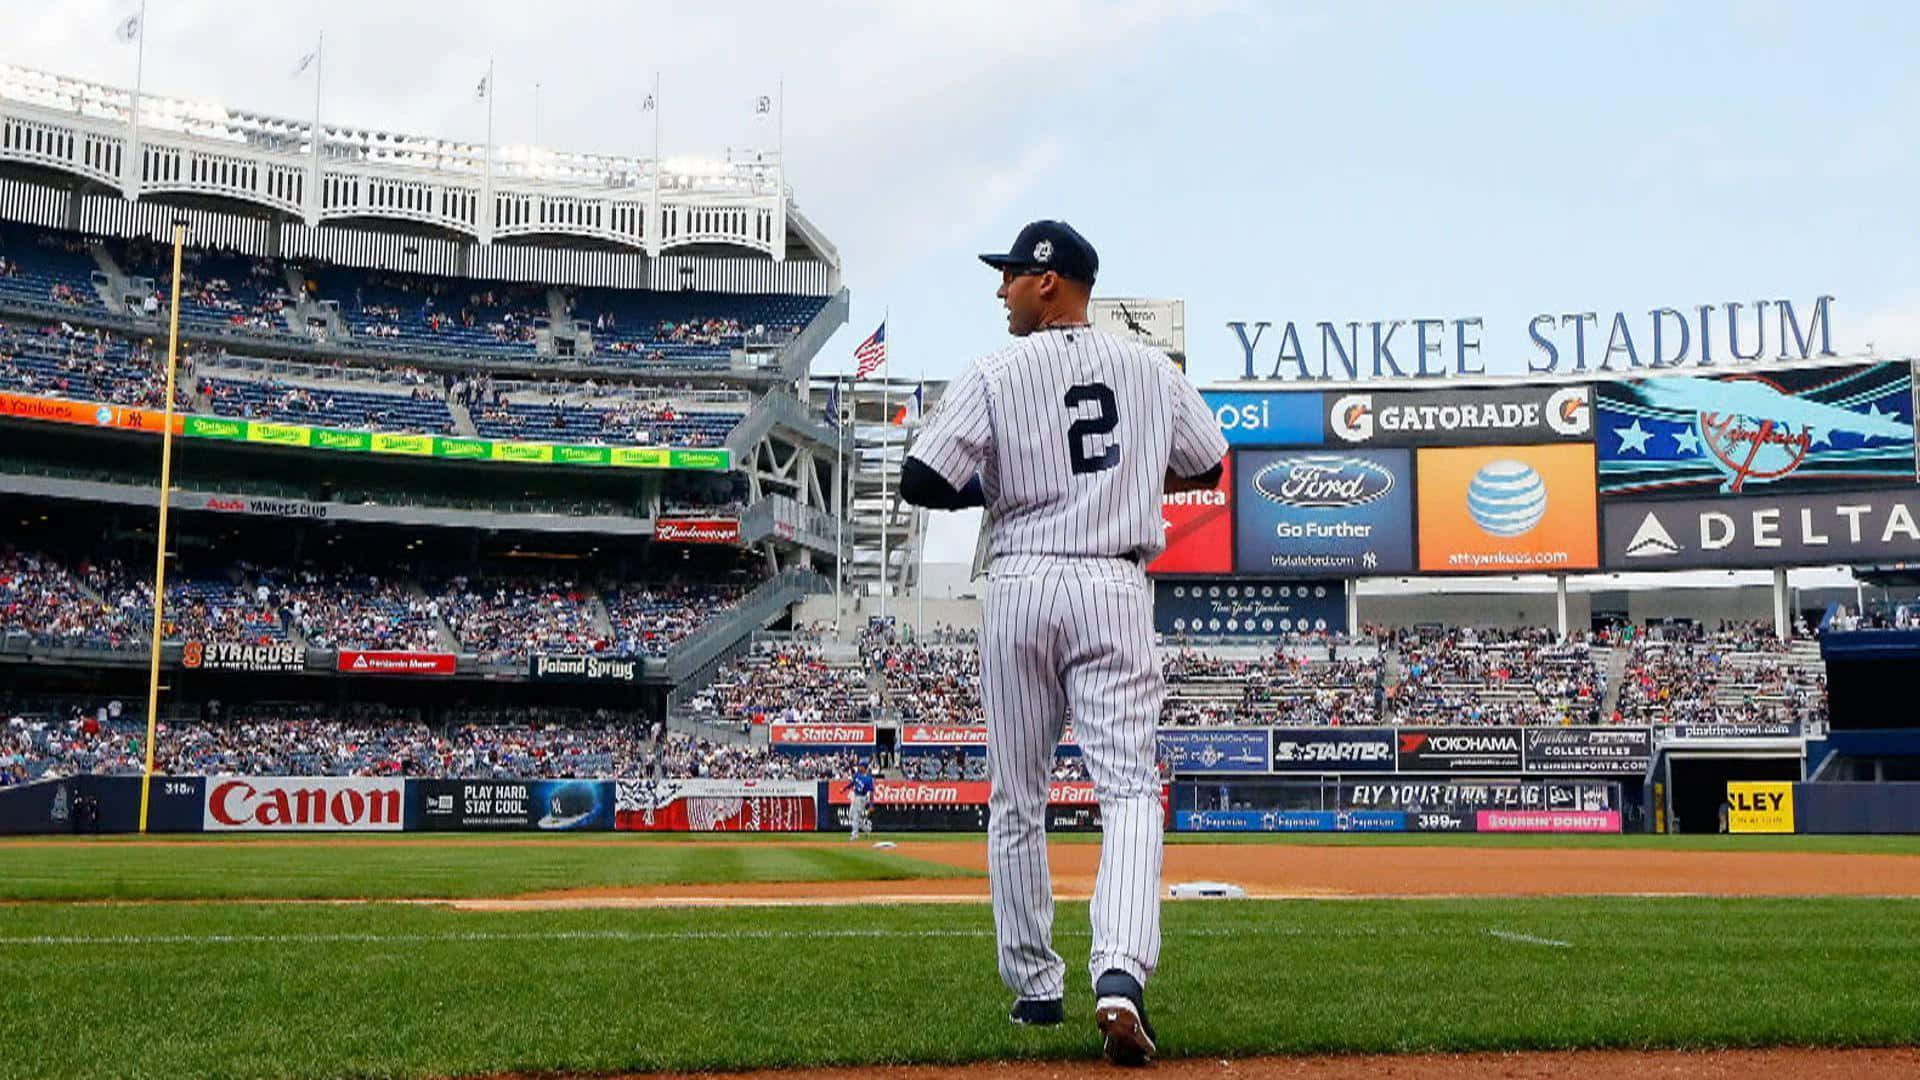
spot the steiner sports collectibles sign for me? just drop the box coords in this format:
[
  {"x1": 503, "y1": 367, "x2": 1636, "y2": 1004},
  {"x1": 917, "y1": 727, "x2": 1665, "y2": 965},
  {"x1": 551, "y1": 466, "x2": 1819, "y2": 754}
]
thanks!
[{"x1": 1324, "y1": 386, "x2": 1591, "y2": 447}]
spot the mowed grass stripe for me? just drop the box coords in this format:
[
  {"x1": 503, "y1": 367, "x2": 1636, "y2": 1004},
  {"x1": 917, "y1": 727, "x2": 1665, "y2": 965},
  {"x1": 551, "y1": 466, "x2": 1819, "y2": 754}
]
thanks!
[
  {"x1": 0, "y1": 898, "x2": 1914, "y2": 1080},
  {"x1": 0, "y1": 841, "x2": 975, "y2": 901}
]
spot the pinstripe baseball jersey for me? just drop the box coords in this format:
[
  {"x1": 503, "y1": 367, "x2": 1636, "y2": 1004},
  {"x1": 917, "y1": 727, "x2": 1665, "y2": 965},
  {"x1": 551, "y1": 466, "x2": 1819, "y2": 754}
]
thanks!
[{"x1": 910, "y1": 327, "x2": 1228, "y2": 560}]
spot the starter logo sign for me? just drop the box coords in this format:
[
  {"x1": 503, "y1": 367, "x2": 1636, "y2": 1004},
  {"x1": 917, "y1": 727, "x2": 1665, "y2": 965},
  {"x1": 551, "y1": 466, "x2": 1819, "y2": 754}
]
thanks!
[
  {"x1": 1597, "y1": 363, "x2": 1915, "y2": 497},
  {"x1": 1416, "y1": 443, "x2": 1598, "y2": 573},
  {"x1": 1327, "y1": 386, "x2": 1591, "y2": 446},
  {"x1": 1233, "y1": 449, "x2": 1414, "y2": 577}
]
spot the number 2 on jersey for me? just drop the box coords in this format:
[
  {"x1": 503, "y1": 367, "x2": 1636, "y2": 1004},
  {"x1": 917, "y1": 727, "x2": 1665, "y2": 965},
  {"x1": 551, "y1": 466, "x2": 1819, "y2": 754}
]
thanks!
[{"x1": 1064, "y1": 382, "x2": 1121, "y2": 475}]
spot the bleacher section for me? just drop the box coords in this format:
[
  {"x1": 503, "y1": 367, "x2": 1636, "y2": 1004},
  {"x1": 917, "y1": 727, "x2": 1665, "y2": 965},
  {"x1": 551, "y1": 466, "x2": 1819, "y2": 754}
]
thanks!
[
  {"x1": 301, "y1": 264, "x2": 546, "y2": 354},
  {"x1": 469, "y1": 397, "x2": 738, "y2": 447},
  {"x1": 570, "y1": 288, "x2": 830, "y2": 367},
  {"x1": 0, "y1": 222, "x2": 101, "y2": 312},
  {"x1": 110, "y1": 241, "x2": 289, "y2": 331},
  {"x1": 202, "y1": 374, "x2": 456, "y2": 433},
  {"x1": 0, "y1": 325, "x2": 185, "y2": 409}
]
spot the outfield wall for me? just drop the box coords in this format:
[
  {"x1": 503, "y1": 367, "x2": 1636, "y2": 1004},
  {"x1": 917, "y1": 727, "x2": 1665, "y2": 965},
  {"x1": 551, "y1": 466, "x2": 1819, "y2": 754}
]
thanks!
[{"x1": 1729, "y1": 781, "x2": 1920, "y2": 834}]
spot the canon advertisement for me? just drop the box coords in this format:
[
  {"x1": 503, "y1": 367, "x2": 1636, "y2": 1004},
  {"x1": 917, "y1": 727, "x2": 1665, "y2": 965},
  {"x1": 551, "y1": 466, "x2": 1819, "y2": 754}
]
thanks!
[
  {"x1": 1157, "y1": 729, "x2": 1272, "y2": 774},
  {"x1": 1269, "y1": 729, "x2": 1397, "y2": 773},
  {"x1": 1325, "y1": 385, "x2": 1591, "y2": 447},
  {"x1": 1152, "y1": 579, "x2": 1346, "y2": 637},
  {"x1": 1604, "y1": 490, "x2": 1920, "y2": 570},
  {"x1": 203, "y1": 776, "x2": 405, "y2": 832},
  {"x1": 1396, "y1": 728, "x2": 1524, "y2": 774},
  {"x1": 181, "y1": 641, "x2": 303, "y2": 674},
  {"x1": 1232, "y1": 449, "x2": 1414, "y2": 577},
  {"x1": 413, "y1": 779, "x2": 613, "y2": 831},
  {"x1": 1596, "y1": 362, "x2": 1916, "y2": 498},
  {"x1": 528, "y1": 654, "x2": 639, "y2": 682}
]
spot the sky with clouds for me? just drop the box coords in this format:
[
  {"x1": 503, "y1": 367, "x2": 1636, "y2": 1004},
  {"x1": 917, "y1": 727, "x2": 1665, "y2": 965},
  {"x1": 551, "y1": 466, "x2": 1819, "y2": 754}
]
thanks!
[{"x1": 6, "y1": 2, "x2": 1918, "y2": 561}]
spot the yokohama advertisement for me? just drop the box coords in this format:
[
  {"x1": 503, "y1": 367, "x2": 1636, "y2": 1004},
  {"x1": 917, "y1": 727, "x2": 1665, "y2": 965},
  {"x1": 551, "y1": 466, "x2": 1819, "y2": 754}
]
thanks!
[
  {"x1": 203, "y1": 776, "x2": 405, "y2": 831},
  {"x1": 614, "y1": 779, "x2": 816, "y2": 832},
  {"x1": 1148, "y1": 455, "x2": 1233, "y2": 576},
  {"x1": 655, "y1": 518, "x2": 741, "y2": 544},
  {"x1": 336, "y1": 650, "x2": 457, "y2": 676},
  {"x1": 1396, "y1": 728, "x2": 1524, "y2": 773}
]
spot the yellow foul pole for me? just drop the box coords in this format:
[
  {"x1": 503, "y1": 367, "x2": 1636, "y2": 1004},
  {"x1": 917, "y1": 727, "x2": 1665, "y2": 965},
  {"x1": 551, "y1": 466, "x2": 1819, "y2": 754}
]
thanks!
[{"x1": 137, "y1": 222, "x2": 187, "y2": 834}]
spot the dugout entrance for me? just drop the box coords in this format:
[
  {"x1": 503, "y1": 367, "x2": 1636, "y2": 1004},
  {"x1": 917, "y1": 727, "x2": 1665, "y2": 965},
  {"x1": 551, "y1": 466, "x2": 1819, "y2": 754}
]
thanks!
[{"x1": 1655, "y1": 741, "x2": 1805, "y2": 834}]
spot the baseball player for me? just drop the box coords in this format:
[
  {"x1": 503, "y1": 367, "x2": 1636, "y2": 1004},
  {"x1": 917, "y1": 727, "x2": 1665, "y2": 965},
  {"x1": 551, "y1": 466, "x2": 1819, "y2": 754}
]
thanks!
[
  {"x1": 847, "y1": 761, "x2": 876, "y2": 840},
  {"x1": 901, "y1": 220, "x2": 1228, "y2": 1066}
]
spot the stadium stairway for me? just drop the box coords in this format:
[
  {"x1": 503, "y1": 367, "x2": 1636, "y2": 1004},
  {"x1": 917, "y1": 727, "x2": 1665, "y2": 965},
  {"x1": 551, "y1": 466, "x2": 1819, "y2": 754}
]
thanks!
[
  {"x1": 444, "y1": 397, "x2": 477, "y2": 436},
  {"x1": 86, "y1": 245, "x2": 126, "y2": 311},
  {"x1": 1599, "y1": 645, "x2": 1628, "y2": 718}
]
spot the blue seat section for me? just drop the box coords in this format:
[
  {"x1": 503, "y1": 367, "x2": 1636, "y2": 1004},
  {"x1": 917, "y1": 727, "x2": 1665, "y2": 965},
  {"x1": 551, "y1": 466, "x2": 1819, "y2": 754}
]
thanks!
[
  {"x1": 304, "y1": 264, "x2": 547, "y2": 354},
  {"x1": 468, "y1": 402, "x2": 740, "y2": 447},
  {"x1": 202, "y1": 375, "x2": 456, "y2": 433},
  {"x1": 0, "y1": 222, "x2": 103, "y2": 311},
  {"x1": 570, "y1": 288, "x2": 828, "y2": 368},
  {"x1": 0, "y1": 329, "x2": 177, "y2": 407},
  {"x1": 109, "y1": 243, "x2": 291, "y2": 331}
]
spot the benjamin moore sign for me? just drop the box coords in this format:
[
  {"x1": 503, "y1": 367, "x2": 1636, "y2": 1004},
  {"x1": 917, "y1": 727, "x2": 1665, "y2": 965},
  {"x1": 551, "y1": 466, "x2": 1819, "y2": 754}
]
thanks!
[
  {"x1": 1603, "y1": 490, "x2": 1920, "y2": 569},
  {"x1": 1325, "y1": 386, "x2": 1592, "y2": 446}
]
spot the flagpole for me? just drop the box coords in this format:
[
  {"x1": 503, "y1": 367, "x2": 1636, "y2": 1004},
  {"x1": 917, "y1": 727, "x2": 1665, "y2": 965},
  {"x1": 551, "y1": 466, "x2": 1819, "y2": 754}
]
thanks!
[
  {"x1": 650, "y1": 71, "x2": 661, "y2": 256},
  {"x1": 834, "y1": 374, "x2": 845, "y2": 639},
  {"x1": 138, "y1": 221, "x2": 187, "y2": 833},
  {"x1": 878, "y1": 311, "x2": 890, "y2": 625},
  {"x1": 481, "y1": 57, "x2": 495, "y2": 241},
  {"x1": 128, "y1": 0, "x2": 147, "y2": 201},
  {"x1": 916, "y1": 364, "x2": 926, "y2": 637},
  {"x1": 309, "y1": 31, "x2": 324, "y2": 226}
]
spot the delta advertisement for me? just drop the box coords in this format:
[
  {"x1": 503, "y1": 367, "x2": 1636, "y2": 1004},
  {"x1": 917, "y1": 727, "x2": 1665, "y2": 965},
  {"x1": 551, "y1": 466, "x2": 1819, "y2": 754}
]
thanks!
[
  {"x1": 1324, "y1": 385, "x2": 1592, "y2": 447},
  {"x1": 1152, "y1": 579, "x2": 1346, "y2": 637},
  {"x1": 1595, "y1": 363, "x2": 1916, "y2": 498},
  {"x1": 614, "y1": 779, "x2": 817, "y2": 832},
  {"x1": 1603, "y1": 490, "x2": 1920, "y2": 570},
  {"x1": 1415, "y1": 443, "x2": 1599, "y2": 573},
  {"x1": 413, "y1": 779, "x2": 613, "y2": 831},
  {"x1": 1157, "y1": 729, "x2": 1272, "y2": 774},
  {"x1": 1233, "y1": 449, "x2": 1414, "y2": 576},
  {"x1": 1147, "y1": 455, "x2": 1233, "y2": 576}
]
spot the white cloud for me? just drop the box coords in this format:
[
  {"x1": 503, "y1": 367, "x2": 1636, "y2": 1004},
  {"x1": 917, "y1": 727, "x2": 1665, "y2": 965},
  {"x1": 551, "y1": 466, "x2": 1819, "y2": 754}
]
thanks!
[{"x1": 1844, "y1": 298, "x2": 1920, "y2": 359}]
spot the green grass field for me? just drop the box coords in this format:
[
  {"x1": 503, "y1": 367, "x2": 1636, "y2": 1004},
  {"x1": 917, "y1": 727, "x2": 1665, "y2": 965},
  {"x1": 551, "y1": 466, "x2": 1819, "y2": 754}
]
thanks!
[
  {"x1": 2, "y1": 896, "x2": 1917, "y2": 1079},
  {"x1": 4, "y1": 834, "x2": 1920, "y2": 1079}
]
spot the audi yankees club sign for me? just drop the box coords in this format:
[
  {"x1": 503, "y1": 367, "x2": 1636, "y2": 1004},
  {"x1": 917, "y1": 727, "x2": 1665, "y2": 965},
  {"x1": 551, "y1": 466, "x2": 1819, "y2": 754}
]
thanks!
[{"x1": 1325, "y1": 386, "x2": 1592, "y2": 446}]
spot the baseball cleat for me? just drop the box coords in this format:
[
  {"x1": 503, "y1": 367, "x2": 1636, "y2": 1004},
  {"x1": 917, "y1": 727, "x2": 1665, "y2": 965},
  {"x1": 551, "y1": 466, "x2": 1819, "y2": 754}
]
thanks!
[
  {"x1": 1094, "y1": 970, "x2": 1156, "y2": 1066},
  {"x1": 1009, "y1": 997, "x2": 1065, "y2": 1026}
]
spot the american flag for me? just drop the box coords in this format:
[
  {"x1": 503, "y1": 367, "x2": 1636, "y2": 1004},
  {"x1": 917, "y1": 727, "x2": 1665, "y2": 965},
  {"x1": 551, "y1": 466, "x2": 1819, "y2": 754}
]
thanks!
[{"x1": 853, "y1": 322, "x2": 887, "y2": 378}]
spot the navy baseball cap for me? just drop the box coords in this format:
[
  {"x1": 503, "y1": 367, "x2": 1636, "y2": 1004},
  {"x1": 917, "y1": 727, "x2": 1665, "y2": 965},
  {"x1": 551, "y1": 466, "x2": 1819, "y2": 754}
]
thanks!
[{"x1": 979, "y1": 220, "x2": 1099, "y2": 284}]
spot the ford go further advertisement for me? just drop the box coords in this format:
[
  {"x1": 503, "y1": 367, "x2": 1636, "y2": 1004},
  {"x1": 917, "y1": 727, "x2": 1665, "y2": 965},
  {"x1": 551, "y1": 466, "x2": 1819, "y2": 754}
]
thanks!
[{"x1": 1233, "y1": 449, "x2": 1414, "y2": 577}]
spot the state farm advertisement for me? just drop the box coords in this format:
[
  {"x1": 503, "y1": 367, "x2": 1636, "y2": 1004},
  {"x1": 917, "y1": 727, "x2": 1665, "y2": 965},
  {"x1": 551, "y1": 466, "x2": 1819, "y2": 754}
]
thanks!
[
  {"x1": 827, "y1": 779, "x2": 1104, "y2": 806},
  {"x1": 655, "y1": 518, "x2": 741, "y2": 544},
  {"x1": 203, "y1": 776, "x2": 405, "y2": 831},
  {"x1": 1148, "y1": 454, "x2": 1232, "y2": 575},
  {"x1": 768, "y1": 723, "x2": 877, "y2": 746},
  {"x1": 898, "y1": 725, "x2": 990, "y2": 746},
  {"x1": 336, "y1": 650, "x2": 457, "y2": 677}
]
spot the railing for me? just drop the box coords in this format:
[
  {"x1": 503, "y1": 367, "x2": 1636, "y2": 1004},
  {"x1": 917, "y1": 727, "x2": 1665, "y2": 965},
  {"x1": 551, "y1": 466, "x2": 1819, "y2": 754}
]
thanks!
[{"x1": 663, "y1": 567, "x2": 829, "y2": 685}]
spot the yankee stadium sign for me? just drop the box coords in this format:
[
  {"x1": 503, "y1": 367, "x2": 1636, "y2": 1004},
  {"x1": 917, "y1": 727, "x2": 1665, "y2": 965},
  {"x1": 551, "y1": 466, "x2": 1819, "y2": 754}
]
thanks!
[{"x1": 1229, "y1": 295, "x2": 1834, "y2": 381}]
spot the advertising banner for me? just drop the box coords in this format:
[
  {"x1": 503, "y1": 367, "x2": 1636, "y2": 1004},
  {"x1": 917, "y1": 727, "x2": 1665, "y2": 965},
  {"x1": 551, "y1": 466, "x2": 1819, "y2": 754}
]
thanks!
[
  {"x1": 1175, "y1": 809, "x2": 1406, "y2": 833},
  {"x1": 181, "y1": 641, "x2": 304, "y2": 673},
  {"x1": 414, "y1": 779, "x2": 613, "y2": 831},
  {"x1": 1665, "y1": 720, "x2": 1804, "y2": 739},
  {"x1": 1269, "y1": 729, "x2": 1398, "y2": 772},
  {"x1": 1415, "y1": 443, "x2": 1599, "y2": 573},
  {"x1": 195, "y1": 494, "x2": 329, "y2": 520},
  {"x1": 1596, "y1": 363, "x2": 1916, "y2": 498},
  {"x1": 1475, "y1": 809, "x2": 1621, "y2": 833},
  {"x1": 1202, "y1": 390, "x2": 1324, "y2": 447},
  {"x1": 1233, "y1": 449, "x2": 1415, "y2": 576},
  {"x1": 337, "y1": 650, "x2": 457, "y2": 676},
  {"x1": 899, "y1": 725, "x2": 990, "y2": 746},
  {"x1": 769, "y1": 723, "x2": 877, "y2": 747},
  {"x1": 528, "y1": 654, "x2": 640, "y2": 682},
  {"x1": 1602, "y1": 490, "x2": 1920, "y2": 570},
  {"x1": 1325, "y1": 385, "x2": 1592, "y2": 447},
  {"x1": 1153, "y1": 579, "x2": 1345, "y2": 637},
  {"x1": 1340, "y1": 779, "x2": 1617, "y2": 812},
  {"x1": 1406, "y1": 810, "x2": 1477, "y2": 832},
  {"x1": 825, "y1": 779, "x2": 1102, "y2": 806},
  {"x1": 1157, "y1": 729, "x2": 1272, "y2": 774},
  {"x1": 614, "y1": 779, "x2": 816, "y2": 832},
  {"x1": 655, "y1": 518, "x2": 741, "y2": 544},
  {"x1": 1147, "y1": 455, "x2": 1233, "y2": 576},
  {"x1": 0, "y1": 390, "x2": 729, "y2": 472},
  {"x1": 1396, "y1": 728, "x2": 1525, "y2": 773},
  {"x1": 203, "y1": 776, "x2": 405, "y2": 831},
  {"x1": 1521, "y1": 727, "x2": 1653, "y2": 775},
  {"x1": 1727, "y1": 781, "x2": 1795, "y2": 834}
]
